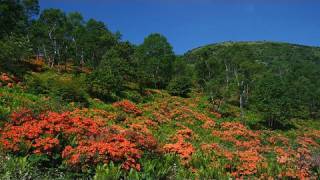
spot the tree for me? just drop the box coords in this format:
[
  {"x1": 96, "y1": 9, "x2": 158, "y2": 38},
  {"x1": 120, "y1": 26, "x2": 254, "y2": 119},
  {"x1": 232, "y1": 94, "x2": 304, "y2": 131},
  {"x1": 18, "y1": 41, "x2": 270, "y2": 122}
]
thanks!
[
  {"x1": 101, "y1": 41, "x2": 135, "y2": 80},
  {"x1": 0, "y1": 0, "x2": 38, "y2": 67},
  {"x1": 30, "y1": 11, "x2": 119, "y2": 69},
  {"x1": 167, "y1": 76, "x2": 192, "y2": 97},
  {"x1": 86, "y1": 42, "x2": 135, "y2": 102},
  {"x1": 0, "y1": 0, "x2": 39, "y2": 37},
  {"x1": 135, "y1": 33, "x2": 175, "y2": 89},
  {"x1": 166, "y1": 56, "x2": 193, "y2": 97},
  {"x1": 0, "y1": 35, "x2": 32, "y2": 64},
  {"x1": 205, "y1": 78, "x2": 227, "y2": 112},
  {"x1": 66, "y1": 12, "x2": 86, "y2": 67},
  {"x1": 86, "y1": 65, "x2": 124, "y2": 102},
  {"x1": 84, "y1": 19, "x2": 118, "y2": 68},
  {"x1": 36, "y1": 8, "x2": 67, "y2": 67},
  {"x1": 251, "y1": 73, "x2": 291, "y2": 128}
]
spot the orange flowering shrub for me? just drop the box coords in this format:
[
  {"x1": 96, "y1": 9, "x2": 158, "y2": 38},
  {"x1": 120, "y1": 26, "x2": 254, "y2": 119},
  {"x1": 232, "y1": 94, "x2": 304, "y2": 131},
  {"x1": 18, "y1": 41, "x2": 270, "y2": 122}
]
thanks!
[
  {"x1": 0, "y1": 72, "x2": 20, "y2": 88},
  {"x1": 235, "y1": 150, "x2": 262, "y2": 176},
  {"x1": 122, "y1": 130, "x2": 160, "y2": 152},
  {"x1": 1, "y1": 111, "x2": 100, "y2": 155},
  {"x1": 113, "y1": 100, "x2": 143, "y2": 116},
  {"x1": 267, "y1": 134, "x2": 289, "y2": 146},
  {"x1": 143, "y1": 99, "x2": 216, "y2": 129},
  {"x1": 33, "y1": 137, "x2": 60, "y2": 155},
  {"x1": 209, "y1": 111, "x2": 222, "y2": 119},
  {"x1": 210, "y1": 122, "x2": 264, "y2": 177},
  {"x1": 62, "y1": 135, "x2": 141, "y2": 171},
  {"x1": 129, "y1": 123, "x2": 151, "y2": 134},
  {"x1": 175, "y1": 128, "x2": 194, "y2": 140},
  {"x1": 163, "y1": 127, "x2": 195, "y2": 164},
  {"x1": 0, "y1": 109, "x2": 160, "y2": 171},
  {"x1": 163, "y1": 136, "x2": 195, "y2": 163},
  {"x1": 143, "y1": 119, "x2": 159, "y2": 129},
  {"x1": 297, "y1": 136, "x2": 319, "y2": 148}
]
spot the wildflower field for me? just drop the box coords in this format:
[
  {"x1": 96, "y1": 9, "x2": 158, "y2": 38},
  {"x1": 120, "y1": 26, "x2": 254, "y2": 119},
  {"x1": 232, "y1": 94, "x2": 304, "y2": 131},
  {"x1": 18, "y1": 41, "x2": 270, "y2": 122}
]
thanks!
[{"x1": 1, "y1": 85, "x2": 319, "y2": 179}]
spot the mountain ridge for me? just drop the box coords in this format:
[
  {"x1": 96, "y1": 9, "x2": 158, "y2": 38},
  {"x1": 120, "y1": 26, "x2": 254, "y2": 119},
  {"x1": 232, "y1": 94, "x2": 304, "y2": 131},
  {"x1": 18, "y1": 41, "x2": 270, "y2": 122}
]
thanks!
[{"x1": 185, "y1": 41, "x2": 320, "y2": 55}]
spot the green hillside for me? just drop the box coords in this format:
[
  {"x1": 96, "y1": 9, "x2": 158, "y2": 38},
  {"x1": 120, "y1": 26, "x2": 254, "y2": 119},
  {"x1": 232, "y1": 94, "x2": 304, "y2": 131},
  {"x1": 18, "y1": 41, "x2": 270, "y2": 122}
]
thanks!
[
  {"x1": 184, "y1": 41, "x2": 320, "y2": 129},
  {"x1": 186, "y1": 41, "x2": 320, "y2": 64}
]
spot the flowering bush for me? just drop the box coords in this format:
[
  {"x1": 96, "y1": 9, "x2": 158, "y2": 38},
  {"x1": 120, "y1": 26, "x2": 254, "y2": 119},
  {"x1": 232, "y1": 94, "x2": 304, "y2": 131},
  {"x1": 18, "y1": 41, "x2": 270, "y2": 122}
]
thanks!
[
  {"x1": 163, "y1": 127, "x2": 195, "y2": 164},
  {"x1": 1, "y1": 92, "x2": 320, "y2": 179},
  {"x1": 0, "y1": 109, "x2": 159, "y2": 172},
  {"x1": 0, "y1": 72, "x2": 20, "y2": 88},
  {"x1": 163, "y1": 136, "x2": 195, "y2": 164},
  {"x1": 210, "y1": 122, "x2": 264, "y2": 177},
  {"x1": 61, "y1": 135, "x2": 142, "y2": 171},
  {"x1": 113, "y1": 100, "x2": 143, "y2": 116}
]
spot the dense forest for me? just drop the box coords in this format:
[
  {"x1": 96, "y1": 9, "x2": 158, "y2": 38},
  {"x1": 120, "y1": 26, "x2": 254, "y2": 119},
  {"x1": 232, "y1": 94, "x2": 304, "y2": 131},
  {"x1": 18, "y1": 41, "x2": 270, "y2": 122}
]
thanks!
[{"x1": 0, "y1": 0, "x2": 320, "y2": 179}]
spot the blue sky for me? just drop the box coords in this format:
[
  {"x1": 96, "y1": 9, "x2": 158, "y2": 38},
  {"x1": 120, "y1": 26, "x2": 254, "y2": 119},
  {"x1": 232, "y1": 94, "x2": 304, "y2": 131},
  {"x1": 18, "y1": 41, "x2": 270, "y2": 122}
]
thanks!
[{"x1": 40, "y1": 0, "x2": 320, "y2": 54}]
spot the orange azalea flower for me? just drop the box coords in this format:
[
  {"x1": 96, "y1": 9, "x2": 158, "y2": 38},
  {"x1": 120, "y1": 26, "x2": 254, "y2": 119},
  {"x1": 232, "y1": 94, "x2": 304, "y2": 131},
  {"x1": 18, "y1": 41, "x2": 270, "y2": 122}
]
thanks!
[
  {"x1": 113, "y1": 100, "x2": 143, "y2": 116},
  {"x1": 164, "y1": 136, "x2": 195, "y2": 163},
  {"x1": 0, "y1": 109, "x2": 160, "y2": 172}
]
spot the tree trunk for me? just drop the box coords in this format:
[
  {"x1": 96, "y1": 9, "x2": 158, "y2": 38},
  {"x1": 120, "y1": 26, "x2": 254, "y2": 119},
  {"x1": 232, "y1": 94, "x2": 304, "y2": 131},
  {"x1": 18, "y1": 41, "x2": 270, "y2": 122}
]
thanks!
[
  {"x1": 239, "y1": 81, "x2": 245, "y2": 119},
  {"x1": 224, "y1": 61, "x2": 229, "y2": 89}
]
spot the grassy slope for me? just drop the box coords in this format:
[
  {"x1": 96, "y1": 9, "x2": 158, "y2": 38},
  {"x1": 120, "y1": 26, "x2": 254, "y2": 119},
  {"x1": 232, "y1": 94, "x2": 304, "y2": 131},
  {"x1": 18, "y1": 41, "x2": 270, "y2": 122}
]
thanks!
[
  {"x1": 136, "y1": 91, "x2": 320, "y2": 178},
  {"x1": 1, "y1": 84, "x2": 319, "y2": 178}
]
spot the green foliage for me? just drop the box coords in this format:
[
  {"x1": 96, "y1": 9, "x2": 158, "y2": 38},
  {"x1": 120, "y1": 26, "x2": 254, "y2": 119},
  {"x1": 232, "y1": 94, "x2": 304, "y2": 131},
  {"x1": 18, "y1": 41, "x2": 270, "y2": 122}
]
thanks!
[
  {"x1": 139, "y1": 154, "x2": 178, "y2": 179},
  {"x1": 27, "y1": 7, "x2": 119, "y2": 69},
  {"x1": 205, "y1": 78, "x2": 228, "y2": 112},
  {"x1": 87, "y1": 42, "x2": 139, "y2": 102},
  {"x1": 0, "y1": 153, "x2": 68, "y2": 180},
  {"x1": 0, "y1": 155, "x2": 36, "y2": 180},
  {"x1": 121, "y1": 90, "x2": 143, "y2": 103},
  {"x1": 167, "y1": 76, "x2": 192, "y2": 97},
  {"x1": 26, "y1": 71, "x2": 89, "y2": 106},
  {"x1": 135, "y1": 33, "x2": 175, "y2": 89},
  {"x1": 188, "y1": 41, "x2": 320, "y2": 128},
  {"x1": 0, "y1": 86, "x2": 71, "y2": 121},
  {"x1": 250, "y1": 62, "x2": 320, "y2": 129},
  {"x1": 87, "y1": 66, "x2": 123, "y2": 102},
  {"x1": 167, "y1": 57, "x2": 194, "y2": 97},
  {"x1": 93, "y1": 154, "x2": 179, "y2": 180},
  {"x1": 0, "y1": 35, "x2": 33, "y2": 67},
  {"x1": 250, "y1": 74, "x2": 291, "y2": 128},
  {"x1": 94, "y1": 162, "x2": 122, "y2": 180},
  {"x1": 0, "y1": 0, "x2": 39, "y2": 37}
]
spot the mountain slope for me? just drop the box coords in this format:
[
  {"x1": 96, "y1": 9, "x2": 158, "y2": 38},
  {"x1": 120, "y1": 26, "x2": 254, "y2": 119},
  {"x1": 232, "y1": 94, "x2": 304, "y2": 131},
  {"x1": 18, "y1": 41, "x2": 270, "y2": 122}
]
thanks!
[{"x1": 185, "y1": 41, "x2": 320, "y2": 65}]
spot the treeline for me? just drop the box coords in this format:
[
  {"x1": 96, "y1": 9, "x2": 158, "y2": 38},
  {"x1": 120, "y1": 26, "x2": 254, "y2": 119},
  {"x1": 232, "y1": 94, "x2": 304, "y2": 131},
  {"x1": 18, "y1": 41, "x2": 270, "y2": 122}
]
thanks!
[
  {"x1": 1, "y1": 0, "x2": 118, "y2": 68},
  {"x1": 186, "y1": 42, "x2": 320, "y2": 128},
  {"x1": 0, "y1": 0, "x2": 192, "y2": 101}
]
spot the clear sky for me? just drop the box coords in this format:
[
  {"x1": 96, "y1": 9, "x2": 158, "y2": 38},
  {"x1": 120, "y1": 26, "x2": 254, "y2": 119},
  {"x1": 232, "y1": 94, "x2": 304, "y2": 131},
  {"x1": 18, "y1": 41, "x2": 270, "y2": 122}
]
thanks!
[{"x1": 40, "y1": 0, "x2": 320, "y2": 54}]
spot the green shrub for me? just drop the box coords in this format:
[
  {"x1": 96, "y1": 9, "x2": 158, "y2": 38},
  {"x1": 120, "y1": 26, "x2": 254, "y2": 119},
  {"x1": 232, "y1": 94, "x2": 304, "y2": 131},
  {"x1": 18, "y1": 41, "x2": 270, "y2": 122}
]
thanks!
[
  {"x1": 166, "y1": 76, "x2": 192, "y2": 97},
  {"x1": 86, "y1": 68, "x2": 124, "y2": 102},
  {"x1": 121, "y1": 90, "x2": 143, "y2": 103},
  {"x1": 26, "y1": 72, "x2": 89, "y2": 106},
  {"x1": 88, "y1": 98, "x2": 115, "y2": 112},
  {"x1": 139, "y1": 154, "x2": 177, "y2": 179},
  {"x1": 93, "y1": 154, "x2": 179, "y2": 180},
  {"x1": 0, "y1": 155, "x2": 36, "y2": 180},
  {"x1": 0, "y1": 153, "x2": 68, "y2": 180},
  {"x1": 0, "y1": 86, "x2": 72, "y2": 122},
  {"x1": 94, "y1": 162, "x2": 122, "y2": 180}
]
